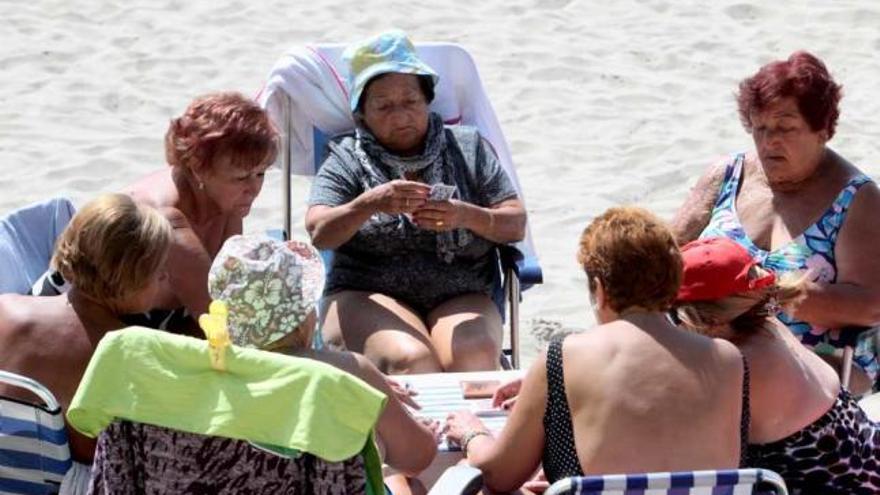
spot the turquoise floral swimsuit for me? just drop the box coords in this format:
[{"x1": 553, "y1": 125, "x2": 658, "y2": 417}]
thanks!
[{"x1": 700, "y1": 153, "x2": 878, "y2": 381}]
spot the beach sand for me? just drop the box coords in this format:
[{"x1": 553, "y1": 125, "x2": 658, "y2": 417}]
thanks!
[{"x1": 2, "y1": 0, "x2": 880, "y2": 366}]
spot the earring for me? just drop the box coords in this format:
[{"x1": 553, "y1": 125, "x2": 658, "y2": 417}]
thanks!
[{"x1": 198, "y1": 182, "x2": 205, "y2": 191}]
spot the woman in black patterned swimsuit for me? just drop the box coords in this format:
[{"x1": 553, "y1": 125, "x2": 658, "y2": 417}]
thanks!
[
  {"x1": 674, "y1": 237, "x2": 880, "y2": 494},
  {"x1": 444, "y1": 207, "x2": 747, "y2": 493}
]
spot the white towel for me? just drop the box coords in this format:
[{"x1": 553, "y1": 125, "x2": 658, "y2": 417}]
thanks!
[{"x1": 257, "y1": 43, "x2": 539, "y2": 278}]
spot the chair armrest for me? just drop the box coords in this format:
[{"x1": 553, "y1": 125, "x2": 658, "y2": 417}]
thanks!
[
  {"x1": 498, "y1": 244, "x2": 543, "y2": 288},
  {"x1": 265, "y1": 229, "x2": 289, "y2": 241},
  {"x1": 427, "y1": 464, "x2": 483, "y2": 495}
]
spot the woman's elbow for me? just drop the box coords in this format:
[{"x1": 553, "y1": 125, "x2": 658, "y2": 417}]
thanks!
[
  {"x1": 304, "y1": 222, "x2": 336, "y2": 250},
  {"x1": 500, "y1": 212, "x2": 527, "y2": 243},
  {"x1": 511, "y1": 214, "x2": 527, "y2": 242},
  {"x1": 482, "y1": 468, "x2": 528, "y2": 493},
  {"x1": 388, "y1": 429, "x2": 437, "y2": 475}
]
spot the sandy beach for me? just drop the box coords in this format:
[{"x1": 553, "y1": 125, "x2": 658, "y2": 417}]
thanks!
[{"x1": 2, "y1": 0, "x2": 880, "y2": 366}]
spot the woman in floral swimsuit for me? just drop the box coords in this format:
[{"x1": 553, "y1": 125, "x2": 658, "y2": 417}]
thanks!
[{"x1": 673, "y1": 51, "x2": 880, "y2": 393}]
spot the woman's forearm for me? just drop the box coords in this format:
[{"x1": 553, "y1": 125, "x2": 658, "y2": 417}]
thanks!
[
  {"x1": 466, "y1": 435, "x2": 532, "y2": 492},
  {"x1": 305, "y1": 200, "x2": 374, "y2": 250},
  {"x1": 460, "y1": 201, "x2": 526, "y2": 244},
  {"x1": 795, "y1": 282, "x2": 880, "y2": 328}
]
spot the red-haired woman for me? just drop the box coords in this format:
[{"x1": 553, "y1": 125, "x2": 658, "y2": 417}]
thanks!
[
  {"x1": 34, "y1": 92, "x2": 278, "y2": 333},
  {"x1": 672, "y1": 51, "x2": 880, "y2": 394},
  {"x1": 445, "y1": 207, "x2": 746, "y2": 493},
  {"x1": 128, "y1": 92, "x2": 278, "y2": 331}
]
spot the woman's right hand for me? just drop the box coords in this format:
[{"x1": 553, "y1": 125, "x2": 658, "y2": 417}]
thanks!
[
  {"x1": 492, "y1": 377, "x2": 523, "y2": 410},
  {"x1": 357, "y1": 180, "x2": 430, "y2": 215}
]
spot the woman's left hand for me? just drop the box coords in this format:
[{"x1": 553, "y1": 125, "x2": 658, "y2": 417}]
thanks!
[
  {"x1": 412, "y1": 200, "x2": 467, "y2": 231},
  {"x1": 444, "y1": 410, "x2": 487, "y2": 447}
]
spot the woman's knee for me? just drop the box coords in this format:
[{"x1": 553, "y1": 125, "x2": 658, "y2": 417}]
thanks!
[
  {"x1": 370, "y1": 334, "x2": 441, "y2": 375},
  {"x1": 446, "y1": 324, "x2": 502, "y2": 370}
]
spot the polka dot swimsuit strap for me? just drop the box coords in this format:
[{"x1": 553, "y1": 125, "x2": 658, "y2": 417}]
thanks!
[{"x1": 541, "y1": 335, "x2": 583, "y2": 482}]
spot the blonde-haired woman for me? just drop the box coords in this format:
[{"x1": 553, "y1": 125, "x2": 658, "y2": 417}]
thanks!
[
  {"x1": 444, "y1": 207, "x2": 746, "y2": 492},
  {"x1": 0, "y1": 194, "x2": 172, "y2": 468},
  {"x1": 673, "y1": 236, "x2": 880, "y2": 493}
]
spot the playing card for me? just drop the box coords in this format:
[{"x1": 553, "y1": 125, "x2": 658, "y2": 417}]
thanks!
[{"x1": 429, "y1": 183, "x2": 458, "y2": 201}]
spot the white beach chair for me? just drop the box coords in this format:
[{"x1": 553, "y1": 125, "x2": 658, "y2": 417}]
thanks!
[
  {"x1": 544, "y1": 468, "x2": 789, "y2": 495},
  {"x1": 257, "y1": 42, "x2": 543, "y2": 368},
  {"x1": 0, "y1": 198, "x2": 75, "y2": 295},
  {"x1": 0, "y1": 370, "x2": 72, "y2": 495}
]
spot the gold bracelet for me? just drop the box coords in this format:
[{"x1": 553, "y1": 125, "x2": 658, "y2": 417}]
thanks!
[{"x1": 460, "y1": 429, "x2": 492, "y2": 456}]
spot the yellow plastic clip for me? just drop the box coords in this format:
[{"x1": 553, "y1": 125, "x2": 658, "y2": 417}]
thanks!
[{"x1": 199, "y1": 300, "x2": 231, "y2": 371}]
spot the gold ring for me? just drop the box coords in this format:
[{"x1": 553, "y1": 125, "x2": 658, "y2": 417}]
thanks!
[{"x1": 436, "y1": 221, "x2": 444, "y2": 227}]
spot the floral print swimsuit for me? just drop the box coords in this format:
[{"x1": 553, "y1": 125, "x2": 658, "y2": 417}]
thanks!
[{"x1": 699, "y1": 153, "x2": 878, "y2": 382}]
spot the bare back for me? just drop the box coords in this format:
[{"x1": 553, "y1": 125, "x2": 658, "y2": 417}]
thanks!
[
  {"x1": 739, "y1": 322, "x2": 840, "y2": 444},
  {"x1": 562, "y1": 315, "x2": 744, "y2": 473},
  {"x1": 0, "y1": 295, "x2": 106, "y2": 463}
]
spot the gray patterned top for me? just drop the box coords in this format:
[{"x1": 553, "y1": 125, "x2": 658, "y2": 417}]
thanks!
[{"x1": 308, "y1": 125, "x2": 518, "y2": 314}]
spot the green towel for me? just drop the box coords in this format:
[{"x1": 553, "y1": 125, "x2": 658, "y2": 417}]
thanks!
[{"x1": 68, "y1": 327, "x2": 387, "y2": 493}]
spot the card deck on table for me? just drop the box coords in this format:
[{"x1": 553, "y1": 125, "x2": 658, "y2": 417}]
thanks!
[{"x1": 460, "y1": 379, "x2": 501, "y2": 399}]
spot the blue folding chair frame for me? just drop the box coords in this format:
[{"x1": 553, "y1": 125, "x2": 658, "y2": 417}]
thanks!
[
  {"x1": 545, "y1": 468, "x2": 789, "y2": 495},
  {"x1": 0, "y1": 370, "x2": 72, "y2": 495}
]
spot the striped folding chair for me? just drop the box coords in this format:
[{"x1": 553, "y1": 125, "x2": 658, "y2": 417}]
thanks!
[
  {"x1": 545, "y1": 468, "x2": 789, "y2": 495},
  {"x1": 0, "y1": 371, "x2": 72, "y2": 495}
]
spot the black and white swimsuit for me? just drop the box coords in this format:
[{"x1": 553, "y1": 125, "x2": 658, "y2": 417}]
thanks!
[
  {"x1": 30, "y1": 269, "x2": 190, "y2": 331},
  {"x1": 541, "y1": 335, "x2": 751, "y2": 482},
  {"x1": 746, "y1": 390, "x2": 880, "y2": 494}
]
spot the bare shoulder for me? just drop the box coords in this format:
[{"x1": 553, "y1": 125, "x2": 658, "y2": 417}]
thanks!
[
  {"x1": 560, "y1": 326, "x2": 624, "y2": 371},
  {"x1": 710, "y1": 337, "x2": 745, "y2": 375},
  {"x1": 670, "y1": 154, "x2": 732, "y2": 243},
  {"x1": 0, "y1": 294, "x2": 27, "y2": 332},
  {"x1": 125, "y1": 169, "x2": 178, "y2": 208},
  {"x1": 308, "y1": 349, "x2": 383, "y2": 388},
  {"x1": 0, "y1": 295, "x2": 69, "y2": 344},
  {"x1": 157, "y1": 206, "x2": 192, "y2": 228},
  {"x1": 846, "y1": 175, "x2": 880, "y2": 215}
]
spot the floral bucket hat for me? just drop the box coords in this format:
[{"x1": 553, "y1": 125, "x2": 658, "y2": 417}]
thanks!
[
  {"x1": 343, "y1": 28, "x2": 439, "y2": 113},
  {"x1": 207, "y1": 235, "x2": 324, "y2": 349}
]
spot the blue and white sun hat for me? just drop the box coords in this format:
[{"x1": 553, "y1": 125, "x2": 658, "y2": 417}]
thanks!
[{"x1": 343, "y1": 29, "x2": 439, "y2": 113}]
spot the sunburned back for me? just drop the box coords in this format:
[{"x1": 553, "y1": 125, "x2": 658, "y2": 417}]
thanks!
[
  {"x1": 563, "y1": 317, "x2": 744, "y2": 474},
  {"x1": 0, "y1": 295, "x2": 99, "y2": 462},
  {"x1": 741, "y1": 322, "x2": 840, "y2": 444}
]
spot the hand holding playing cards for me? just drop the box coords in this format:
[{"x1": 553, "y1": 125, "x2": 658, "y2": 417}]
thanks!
[
  {"x1": 413, "y1": 198, "x2": 466, "y2": 231},
  {"x1": 359, "y1": 180, "x2": 429, "y2": 215}
]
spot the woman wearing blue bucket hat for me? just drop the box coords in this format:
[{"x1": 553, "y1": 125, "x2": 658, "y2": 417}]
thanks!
[{"x1": 306, "y1": 30, "x2": 526, "y2": 375}]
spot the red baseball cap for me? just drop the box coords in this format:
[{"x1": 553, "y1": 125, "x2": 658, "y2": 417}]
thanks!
[{"x1": 677, "y1": 237, "x2": 776, "y2": 302}]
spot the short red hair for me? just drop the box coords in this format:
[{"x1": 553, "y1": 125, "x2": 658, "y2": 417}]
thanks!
[
  {"x1": 577, "y1": 206, "x2": 682, "y2": 313},
  {"x1": 737, "y1": 51, "x2": 842, "y2": 139},
  {"x1": 165, "y1": 92, "x2": 278, "y2": 173}
]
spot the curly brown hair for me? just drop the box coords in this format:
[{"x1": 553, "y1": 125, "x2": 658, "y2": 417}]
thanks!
[
  {"x1": 577, "y1": 206, "x2": 682, "y2": 313},
  {"x1": 165, "y1": 92, "x2": 278, "y2": 173}
]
